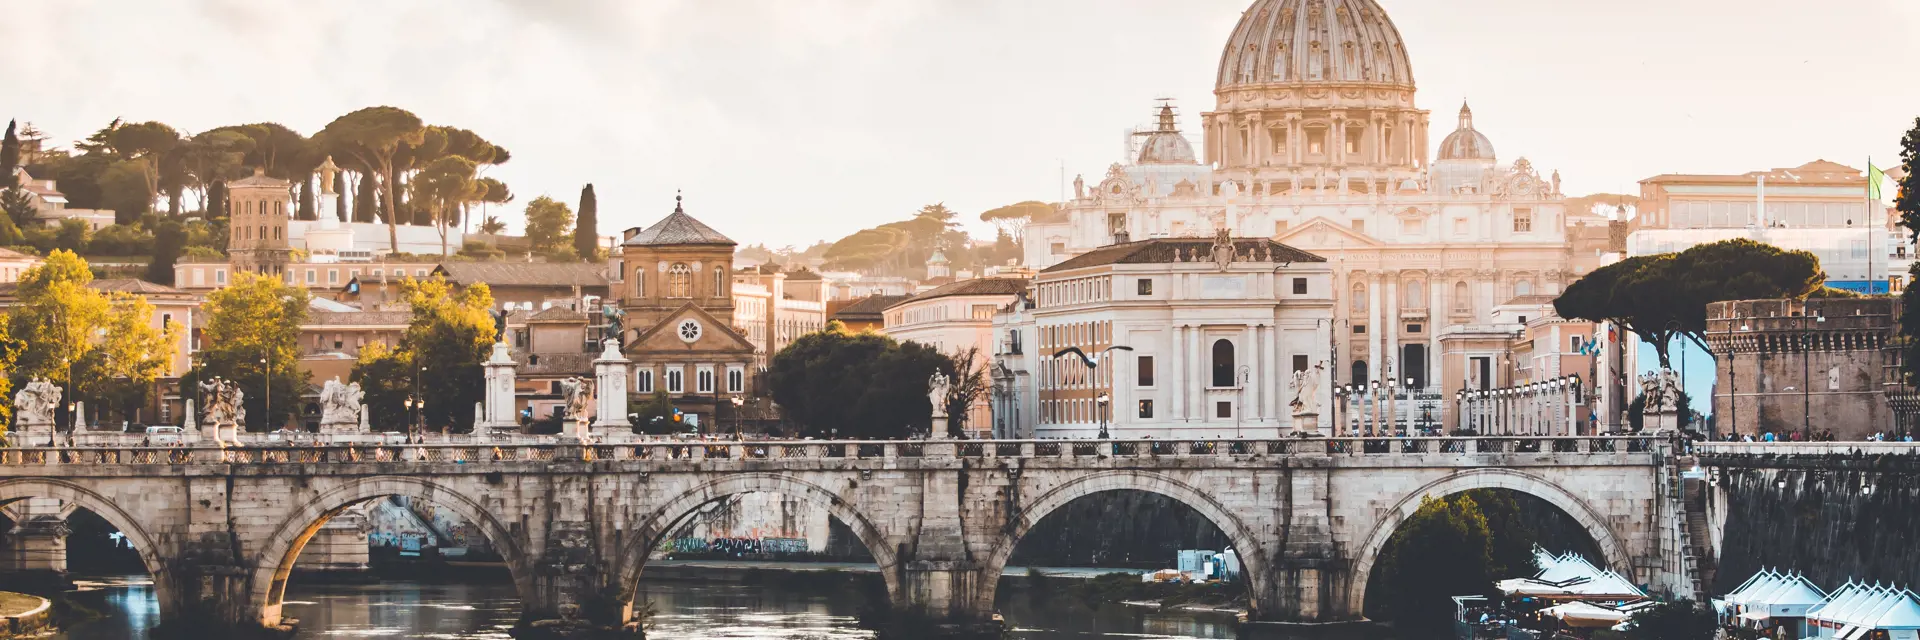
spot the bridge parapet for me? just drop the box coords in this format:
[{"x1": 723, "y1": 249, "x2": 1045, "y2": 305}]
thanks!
[{"x1": 0, "y1": 435, "x2": 1665, "y2": 471}]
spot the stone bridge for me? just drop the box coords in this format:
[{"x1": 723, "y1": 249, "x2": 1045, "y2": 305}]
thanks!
[{"x1": 0, "y1": 436, "x2": 1691, "y2": 633}]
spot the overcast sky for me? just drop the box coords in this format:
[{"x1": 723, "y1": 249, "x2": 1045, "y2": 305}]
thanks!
[{"x1": 7, "y1": 0, "x2": 1918, "y2": 247}]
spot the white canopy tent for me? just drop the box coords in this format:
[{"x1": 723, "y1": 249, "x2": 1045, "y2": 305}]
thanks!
[
  {"x1": 1807, "y1": 583, "x2": 1920, "y2": 640},
  {"x1": 1718, "y1": 569, "x2": 1829, "y2": 624},
  {"x1": 1498, "y1": 549, "x2": 1645, "y2": 601}
]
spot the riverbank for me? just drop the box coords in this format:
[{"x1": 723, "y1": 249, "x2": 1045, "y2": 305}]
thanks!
[{"x1": 0, "y1": 591, "x2": 52, "y2": 637}]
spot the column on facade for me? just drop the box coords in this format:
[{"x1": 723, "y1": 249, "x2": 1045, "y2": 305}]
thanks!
[
  {"x1": 1247, "y1": 114, "x2": 1264, "y2": 167},
  {"x1": 1289, "y1": 115, "x2": 1304, "y2": 166},
  {"x1": 1188, "y1": 324, "x2": 1203, "y2": 422},
  {"x1": 1259, "y1": 325, "x2": 1274, "y2": 422},
  {"x1": 1170, "y1": 325, "x2": 1185, "y2": 423},
  {"x1": 1384, "y1": 275, "x2": 1400, "y2": 431},
  {"x1": 1331, "y1": 113, "x2": 1347, "y2": 167},
  {"x1": 1428, "y1": 275, "x2": 1444, "y2": 392},
  {"x1": 1366, "y1": 273, "x2": 1383, "y2": 383}
]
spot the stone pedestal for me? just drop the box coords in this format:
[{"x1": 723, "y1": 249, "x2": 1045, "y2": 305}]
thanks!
[
  {"x1": 320, "y1": 418, "x2": 363, "y2": 436},
  {"x1": 14, "y1": 417, "x2": 54, "y2": 447},
  {"x1": 482, "y1": 342, "x2": 520, "y2": 436},
  {"x1": 931, "y1": 415, "x2": 949, "y2": 439},
  {"x1": 1291, "y1": 412, "x2": 1321, "y2": 437},
  {"x1": 182, "y1": 400, "x2": 202, "y2": 444},
  {"x1": 592, "y1": 341, "x2": 630, "y2": 437}
]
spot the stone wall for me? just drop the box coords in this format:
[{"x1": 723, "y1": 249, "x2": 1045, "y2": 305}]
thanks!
[
  {"x1": 1711, "y1": 455, "x2": 1920, "y2": 593},
  {"x1": 1705, "y1": 298, "x2": 1896, "y2": 440}
]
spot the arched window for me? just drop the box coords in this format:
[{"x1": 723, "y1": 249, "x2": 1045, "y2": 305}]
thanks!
[
  {"x1": 713, "y1": 267, "x2": 726, "y2": 298},
  {"x1": 1515, "y1": 279, "x2": 1533, "y2": 297},
  {"x1": 1351, "y1": 283, "x2": 1368, "y2": 312},
  {"x1": 668, "y1": 263, "x2": 692, "y2": 298},
  {"x1": 634, "y1": 268, "x2": 645, "y2": 297},
  {"x1": 1404, "y1": 281, "x2": 1424, "y2": 307},
  {"x1": 1211, "y1": 339, "x2": 1235, "y2": 388},
  {"x1": 1454, "y1": 281, "x2": 1470, "y2": 311},
  {"x1": 1352, "y1": 360, "x2": 1369, "y2": 384}
]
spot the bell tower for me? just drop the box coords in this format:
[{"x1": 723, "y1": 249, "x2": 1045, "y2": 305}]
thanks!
[{"x1": 226, "y1": 167, "x2": 294, "y2": 276}]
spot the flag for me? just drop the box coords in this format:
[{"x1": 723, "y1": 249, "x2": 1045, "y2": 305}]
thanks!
[{"x1": 1869, "y1": 161, "x2": 1887, "y2": 202}]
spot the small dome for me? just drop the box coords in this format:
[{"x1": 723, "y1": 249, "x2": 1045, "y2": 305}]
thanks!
[
  {"x1": 1136, "y1": 102, "x2": 1199, "y2": 165},
  {"x1": 1437, "y1": 102, "x2": 1495, "y2": 161}
]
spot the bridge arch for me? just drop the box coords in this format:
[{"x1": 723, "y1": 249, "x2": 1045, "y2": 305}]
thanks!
[
  {"x1": 977, "y1": 470, "x2": 1272, "y2": 618},
  {"x1": 247, "y1": 475, "x2": 532, "y2": 627},
  {"x1": 1345, "y1": 468, "x2": 1636, "y2": 618},
  {"x1": 617, "y1": 473, "x2": 902, "y2": 613},
  {"x1": 0, "y1": 478, "x2": 171, "y2": 605}
]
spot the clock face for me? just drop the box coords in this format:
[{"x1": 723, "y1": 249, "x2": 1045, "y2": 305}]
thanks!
[{"x1": 677, "y1": 319, "x2": 703, "y2": 343}]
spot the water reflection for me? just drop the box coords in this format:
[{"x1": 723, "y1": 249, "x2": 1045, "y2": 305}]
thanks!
[{"x1": 53, "y1": 574, "x2": 1239, "y2": 640}]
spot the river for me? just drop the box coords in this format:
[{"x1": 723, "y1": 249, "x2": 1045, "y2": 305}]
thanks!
[{"x1": 50, "y1": 574, "x2": 1242, "y2": 639}]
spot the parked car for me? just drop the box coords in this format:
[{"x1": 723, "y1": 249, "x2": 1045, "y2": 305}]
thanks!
[{"x1": 144, "y1": 426, "x2": 184, "y2": 445}]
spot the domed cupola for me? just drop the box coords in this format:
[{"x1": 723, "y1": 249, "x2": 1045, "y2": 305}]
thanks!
[
  {"x1": 1136, "y1": 103, "x2": 1199, "y2": 165},
  {"x1": 1437, "y1": 101, "x2": 1496, "y2": 161},
  {"x1": 1215, "y1": 0, "x2": 1415, "y2": 91}
]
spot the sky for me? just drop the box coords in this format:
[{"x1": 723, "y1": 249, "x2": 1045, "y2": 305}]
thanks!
[{"x1": 6, "y1": 0, "x2": 1920, "y2": 248}]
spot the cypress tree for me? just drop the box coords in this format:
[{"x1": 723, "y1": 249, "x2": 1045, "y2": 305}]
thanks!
[
  {"x1": 208, "y1": 180, "x2": 228, "y2": 218},
  {"x1": 0, "y1": 120, "x2": 18, "y2": 189},
  {"x1": 296, "y1": 176, "x2": 316, "y2": 220},
  {"x1": 573, "y1": 184, "x2": 599, "y2": 261},
  {"x1": 333, "y1": 172, "x2": 348, "y2": 221},
  {"x1": 355, "y1": 173, "x2": 376, "y2": 223}
]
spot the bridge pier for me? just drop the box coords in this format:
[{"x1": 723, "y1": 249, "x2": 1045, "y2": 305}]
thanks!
[{"x1": 0, "y1": 497, "x2": 74, "y2": 591}]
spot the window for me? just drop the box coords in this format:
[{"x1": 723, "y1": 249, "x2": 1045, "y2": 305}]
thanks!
[
  {"x1": 416, "y1": 269, "x2": 427, "y2": 277},
  {"x1": 1346, "y1": 126, "x2": 1363, "y2": 154},
  {"x1": 305, "y1": 270, "x2": 317, "y2": 285},
  {"x1": 1292, "y1": 355, "x2": 1310, "y2": 373},
  {"x1": 215, "y1": 269, "x2": 227, "y2": 285},
  {"x1": 328, "y1": 269, "x2": 339, "y2": 284},
  {"x1": 1211, "y1": 339, "x2": 1235, "y2": 387},
  {"x1": 1307, "y1": 127, "x2": 1326, "y2": 155},
  {"x1": 636, "y1": 368, "x2": 654, "y2": 393},
  {"x1": 1216, "y1": 401, "x2": 1232, "y2": 419},
  {"x1": 1454, "y1": 281, "x2": 1470, "y2": 311},
  {"x1": 1354, "y1": 324, "x2": 1367, "y2": 334},
  {"x1": 1050, "y1": 242, "x2": 1065, "y2": 255},
  {"x1": 1138, "y1": 355, "x2": 1155, "y2": 387},
  {"x1": 1292, "y1": 278, "x2": 1308, "y2": 295},
  {"x1": 1352, "y1": 360, "x2": 1368, "y2": 383},
  {"x1": 1274, "y1": 221, "x2": 1289, "y2": 236},
  {"x1": 1351, "y1": 283, "x2": 1367, "y2": 311},
  {"x1": 1571, "y1": 336, "x2": 1585, "y2": 353},
  {"x1": 1138, "y1": 399, "x2": 1154, "y2": 419},
  {"x1": 1137, "y1": 278, "x2": 1153, "y2": 295},
  {"x1": 1515, "y1": 280, "x2": 1534, "y2": 297},
  {"x1": 1404, "y1": 281, "x2": 1423, "y2": 307},
  {"x1": 666, "y1": 367, "x2": 684, "y2": 393},
  {"x1": 549, "y1": 380, "x2": 562, "y2": 394},
  {"x1": 697, "y1": 367, "x2": 715, "y2": 394},
  {"x1": 1454, "y1": 218, "x2": 1468, "y2": 235},
  {"x1": 1407, "y1": 323, "x2": 1422, "y2": 334},
  {"x1": 333, "y1": 334, "x2": 344, "y2": 349},
  {"x1": 713, "y1": 267, "x2": 726, "y2": 297},
  {"x1": 1351, "y1": 219, "x2": 1365, "y2": 233},
  {"x1": 161, "y1": 313, "x2": 173, "y2": 328},
  {"x1": 1517, "y1": 315, "x2": 1529, "y2": 324},
  {"x1": 1401, "y1": 218, "x2": 1423, "y2": 235},
  {"x1": 727, "y1": 367, "x2": 745, "y2": 393},
  {"x1": 1513, "y1": 208, "x2": 1533, "y2": 233},
  {"x1": 668, "y1": 263, "x2": 692, "y2": 297}
]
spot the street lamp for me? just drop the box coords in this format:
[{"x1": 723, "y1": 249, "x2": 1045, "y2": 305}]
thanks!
[
  {"x1": 1801, "y1": 312, "x2": 1825, "y2": 440},
  {"x1": 404, "y1": 395, "x2": 418, "y2": 440},
  {"x1": 1096, "y1": 393, "x2": 1111, "y2": 440},
  {"x1": 730, "y1": 396, "x2": 744, "y2": 436},
  {"x1": 1050, "y1": 345, "x2": 1134, "y2": 439},
  {"x1": 259, "y1": 356, "x2": 270, "y2": 432},
  {"x1": 1237, "y1": 364, "x2": 1251, "y2": 438}
]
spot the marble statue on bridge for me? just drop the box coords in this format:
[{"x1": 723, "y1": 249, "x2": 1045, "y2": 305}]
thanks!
[
  {"x1": 560, "y1": 376, "x2": 592, "y2": 422},
  {"x1": 319, "y1": 378, "x2": 365, "y2": 434},
  {"x1": 1289, "y1": 363, "x2": 1323, "y2": 417},
  {"x1": 13, "y1": 378, "x2": 60, "y2": 429}
]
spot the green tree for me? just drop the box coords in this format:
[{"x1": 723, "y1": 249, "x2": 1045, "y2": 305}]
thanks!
[
  {"x1": 766, "y1": 321, "x2": 953, "y2": 439},
  {"x1": 0, "y1": 321, "x2": 23, "y2": 438},
  {"x1": 944, "y1": 346, "x2": 988, "y2": 436},
  {"x1": 574, "y1": 183, "x2": 599, "y2": 261},
  {"x1": 8, "y1": 250, "x2": 110, "y2": 385},
  {"x1": 317, "y1": 106, "x2": 426, "y2": 252},
  {"x1": 54, "y1": 219, "x2": 89, "y2": 253},
  {"x1": 629, "y1": 390, "x2": 680, "y2": 434},
  {"x1": 978, "y1": 200, "x2": 1050, "y2": 239},
  {"x1": 393, "y1": 276, "x2": 494, "y2": 431},
  {"x1": 0, "y1": 188, "x2": 32, "y2": 229},
  {"x1": 350, "y1": 341, "x2": 413, "y2": 433},
  {"x1": 474, "y1": 177, "x2": 512, "y2": 234},
  {"x1": 106, "y1": 121, "x2": 182, "y2": 217},
  {"x1": 523, "y1": 195, "x2": 574, "y2": 257},
  {"x1": 175, "y1": 129, "x2": 256, "y2": 214},
  {"x1": 147, "y1": 220, "x2": 186, "y2": 285},
  {"x1": 98, "y1": 160, "x2": 153, "y2": 223},
  {"x1": 409, "y1": 156, "x2": 482, "y2": 256},
  {"x1": 1895, "y1": 117, "x2": 1920, "y2": 243},
  {"x1": 478, "y1": 215, "x2": 507, "y2": 235},
  {"x1": 1367, "y1": 494, "x2": 1498, "y2": 630},
  {"x1": 1624, "y1": 599, "x2": 1717, "y2": 640},
  {"x1": 75, "y1": 292, "x2": 176, "y2": 423},
  {"x1": 194, "y1": 272, "x2": 310, "y2": 431},
  {"x1": 1556, "y1": 239, "x2": 1820, "y2": 368},
  {"x1": 0, "y1": 120, "x2": 18, "y2": 188}
]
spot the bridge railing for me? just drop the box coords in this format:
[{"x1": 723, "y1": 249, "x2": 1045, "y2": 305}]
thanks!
[
  {"x1": 1696, "y1": 442, "x2": 1920, "y2": 456},
  {"x1": 0, "y1": 435, "x2": 1666, "y2": 467}
]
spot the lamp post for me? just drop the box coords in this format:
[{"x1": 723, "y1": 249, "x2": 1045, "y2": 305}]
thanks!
[
  {"x1": 259, "y1": 355, "x2": 270, "y2": 432},
  {"x1": 1800, "y1": 312, "x2": 1825, "y2": 440},
  {"x1": 1237, "y1": 364, "x2": 1251, "y2": 438},
  {"x1": 730, "y1": 395, "x2": 744, "y2": 436},
  {"x1": 404, "y1": 396, "x2": 417, "y2": 440},
  {"x1": 1096, "y1": 393, "x2": 1110, "y2": 440}
]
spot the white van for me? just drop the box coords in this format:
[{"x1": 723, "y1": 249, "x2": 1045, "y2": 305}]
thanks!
[{"x1": 144, "y1": 426, "x2": 184, "y2": 445}]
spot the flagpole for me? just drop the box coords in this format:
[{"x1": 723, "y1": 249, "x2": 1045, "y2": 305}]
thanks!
[{"x1": 1869, "y1": 156, "x2": 1877, "y2": 294}]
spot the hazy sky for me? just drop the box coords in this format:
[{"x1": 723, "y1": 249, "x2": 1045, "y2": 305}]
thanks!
[{"x1": 7, "y1": 0, "x2": 1919, "y2": 247}]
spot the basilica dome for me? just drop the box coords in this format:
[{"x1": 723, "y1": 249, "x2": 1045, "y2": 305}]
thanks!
[
  {"x1": 1136, "y1": 103, "x2": 1198, "y2": 165},
  {"x1": 1437, "y1": 102, "x2": 1495, "y2": 161},
  {"x1": 1215, "y1": 0, "x2": 1415, "y2": 91}
]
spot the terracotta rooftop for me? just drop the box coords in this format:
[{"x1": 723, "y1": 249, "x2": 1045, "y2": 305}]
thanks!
[
  {"x1": 306, "y1": 311, "x2": 414, "y2": 327},
  {"x1": 832, "y1": 294, "x2": 912, "y2": 320},
  {"x1": 433, "y1": 262, "x2": 608, "y2": 288},
  {"x1": 623, "y1": 197, "x2": 735, "y2": 246},
  {"x1": 888, "y1": 278, "x2": 1029, "y2": 309},
  {"x1": 527, "y1": 306, "x2": 589, "y2": 323},
  {"x1": 1043, "y1": 237, "x2": 1325, "y2": 273}
]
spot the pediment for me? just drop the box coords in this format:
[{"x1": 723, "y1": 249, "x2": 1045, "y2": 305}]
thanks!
[
  {"x1": 1274, "y1": 217, "x2": 1386, "y2": 248},
  {"x1": 627, "y1": 303, "x2": 755, "y2": 355}
]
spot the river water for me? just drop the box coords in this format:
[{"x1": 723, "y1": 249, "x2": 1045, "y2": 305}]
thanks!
[{"x1": 51, "y1": 574, "x2": 1241, "y2": 639}]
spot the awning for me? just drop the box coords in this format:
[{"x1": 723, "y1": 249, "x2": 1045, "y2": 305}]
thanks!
[
  {"x1": 1836, "y1": 625, "x2": 1862, "y2": 640},
  {"x1": 1543, "y1": 601, "x2": 1631, "y2": 627},
  {"x1": 1740, "y1": 612, "x2": 1773, "y2": 622}
]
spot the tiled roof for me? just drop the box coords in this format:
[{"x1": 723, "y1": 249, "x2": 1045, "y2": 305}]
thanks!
[
  {"x1": 306, "y1": 311, "x2": 414, "y2": 327},
  {"x1": 91, "y1": 279, "x2": 188, "y2": 295},
  {"x1": 1501, "y1": 295, "x2": 1559, "y2": 307},
  {"x1": 623, "y1": 199, "x2": 735, "y2": 246},
  {"x1": 888, "y1": 278, "x2": 1028, "y2": 309},
  {"x1": 785, "y1": 268, "x2": 822, "y2": 281},
  {"x1": 527, "y1": 306, "x2": 588, "y2": 323},
  {"x1": 1043, "y1": 237, "x2": 1326, "y2": 273},
  {"x1": 433, "y1": 262, "x2": 608, "y2": 287},
  {"x1": 513, "y1": 349, "x2": 596, "y2": 376},
  {"x1": 229, "y1": 167, "x2": 291, "y2": 189},
  {"x1": 832, "y1": 294, "x2": 911, "y2": 320}
]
